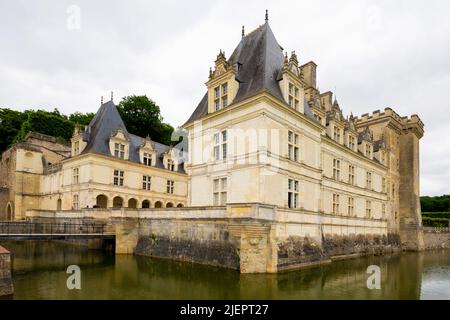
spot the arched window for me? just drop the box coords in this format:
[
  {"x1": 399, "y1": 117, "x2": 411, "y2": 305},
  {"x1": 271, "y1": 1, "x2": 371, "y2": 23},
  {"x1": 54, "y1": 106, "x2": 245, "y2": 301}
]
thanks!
[
  {"x1": 57, "y1": 199, "x2": 62, "y2": 211},
  {"x1": 177, "y1": 203, "x2": 184, "y2": 208},
  {"x1": 166, "y1": 202, "x2": 174, "y2": 208},
  {"x1": 96, "y1": 195, "x2": 108, "y2": 208},
  {"x1": 113, "y1": 196, "x2": 123, "y2": 208},
  {"x1": 142, "y1": 200, "x2": 150, "y2": 208},
  {"x1": 128, "y1": 198, "x2": 137, "y2": 208},
  {"x1": 154, "y1": 201, "x2": 162, "y2": 208}
]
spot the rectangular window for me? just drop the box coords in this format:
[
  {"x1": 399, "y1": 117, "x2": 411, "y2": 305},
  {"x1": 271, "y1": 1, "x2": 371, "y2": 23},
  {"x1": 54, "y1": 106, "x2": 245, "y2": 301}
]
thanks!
[
  {"x1": 213, "y1": 177, "x2": 227, "y2": 205},
  {"x1": 143, "y1": 153, "x2": 152, "y2": 166},
  {"x1": 74, "y1": 141, "x2": 79, "y2": 155},
  {"x1": 348, "y1": 135, "x2": 355, "y2": 150},
  {"x1": 222, "y1": 130, "x2": 227, "y2": 160},
  {"x1": 348, "y1": 197, "x2": 354, "y2": 216},
  {"x1": 214, "y1": 83, "x2": 228, "y2": 111},
  {"x1": 73, "y1": 168, "x2": 79, "y2": 184},
  {"x1": 366, "y1": 200, "x2": 372, "y2": 218},
  {"x1": 214, "y1": 133, "x2": 220, "y2": 160},
  {"x1": 167, "y1": 180, "x2": 174, "y2": 194},
  {"x1": 73, "y1": 194, "x2": 79, "y2": 210},
  {"x1": 167, "y1": 159, "x2": 175, "y2": 171},
  {"x1": 288, "y1": 83, "x2": 300, "y2": 110},
  {"x1": 288, "y1": 130, "x2": 299, "y2": 162},
  {"x1": 348, "y1": 165, "x2": 355, "y2": 185},
  {"x1": 365, "y1": 144, "x2": 371, "y2": 158},
  {"x1": 142, "y1": 176, "x2": 151, "y2": 190},
  {"x1": 333, "y1": 159, "x2": 341, "y2": 181},
  {"x1": 213, "y1": 130, "x2": 227, "y2": 161},
  {"x1": 114, "y1": 143, "x2": 125, "y2": 159},
  {"x1": 288, "y1": 178, "x2": 299, "y2": 209},
  {"x1": 366, "y1": 172, "x2": 372, "y2": 189},
  {"x1": 114, "y1": 170, "x2": 124, "y2": 186},
  {"x1": 333, "y1": 127, "x2": 341, "y2": 143},
  {"x1": 333, "y1": 194, "x2": 340, "y2": 215}
]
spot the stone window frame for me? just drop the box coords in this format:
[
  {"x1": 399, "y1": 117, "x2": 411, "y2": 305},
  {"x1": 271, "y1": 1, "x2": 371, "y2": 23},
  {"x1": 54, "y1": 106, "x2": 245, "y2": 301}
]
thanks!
[
  {"x1": 213, "y1": 82, "x2": 229, "y2": 111},
  {"x1": 333, "y1": 158, "x2": 341, "y2": 181},
  {"x1": 73, "y1": 167, "x2": 79, "y2": 184},
  {"x1": 333, "y1": 193, "x2": 340, "y2": 215},
  {"x1": 288, "y1": 82, "x2": 300, "y2": 110},
  {"x1": 73, "y1": 194, "x2": 79, "y2": 210},
  {"x1": 366, "y1": 200, "x2": 372, "y2": 218},
  {"x1": 366, "y1": 171, "x2": 372, "y2": 190},
  {"x1": 348, "y1": 164, "x2": 355, "y2": 185},
  {"x1": 166, "y1": 179, "x2": 174, "y2": 194},
  {"x1": 113, "y1": 169, "x2": 124, "y2": 186},
  {"x1": 213, "y1": 177, "x2": 228, "y2": 206},
  {"x1": 288, "y1": 130, "x2": 299, "y2": 162},
  {"x1": 142, "y1": 175, "x2": 151, "y2": 191},
  {"x1": 347, "y1": 197, "x2": 354, "y2": 216},
  {"x1": 288, "y1": 178, "x2": 299, "y2": 209}
]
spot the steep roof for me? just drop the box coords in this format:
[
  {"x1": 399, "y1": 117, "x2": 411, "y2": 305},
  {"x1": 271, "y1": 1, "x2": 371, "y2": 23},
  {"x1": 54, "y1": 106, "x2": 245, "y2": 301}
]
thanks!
[
  {"x1": 82, "y1": 100, "x2": 185, "y2": 173},
  {"x1": 185, "y1": 22, "x2": 316, "y2": 125}
]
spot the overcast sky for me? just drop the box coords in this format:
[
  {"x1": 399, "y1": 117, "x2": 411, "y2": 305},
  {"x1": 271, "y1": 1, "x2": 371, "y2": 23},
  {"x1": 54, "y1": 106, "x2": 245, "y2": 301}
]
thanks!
[{"x1": 0, "y1": 0, "x2": 449, "y2": 196}]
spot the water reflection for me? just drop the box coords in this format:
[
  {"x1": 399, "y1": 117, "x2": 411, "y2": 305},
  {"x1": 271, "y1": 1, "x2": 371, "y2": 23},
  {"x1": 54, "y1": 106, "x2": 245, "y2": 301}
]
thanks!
[{"x1": 1, "y1": 241, "x2": 449, "y2": 300}]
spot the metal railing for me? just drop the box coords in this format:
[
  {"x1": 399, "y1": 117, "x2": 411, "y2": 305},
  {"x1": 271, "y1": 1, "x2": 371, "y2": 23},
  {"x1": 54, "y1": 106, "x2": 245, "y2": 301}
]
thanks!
[
  {"x1": 0, "y1": 221, "x2": 106, "y2": 235},
  {"x1": 423, "y1": 226, "x2": 450, "y2": 233}
]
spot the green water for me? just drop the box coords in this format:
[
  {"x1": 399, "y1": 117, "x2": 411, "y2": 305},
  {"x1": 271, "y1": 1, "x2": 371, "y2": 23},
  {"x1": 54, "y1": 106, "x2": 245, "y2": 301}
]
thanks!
[{"x1": 1, "y1": 241, "x2": 449, "y2": 300}]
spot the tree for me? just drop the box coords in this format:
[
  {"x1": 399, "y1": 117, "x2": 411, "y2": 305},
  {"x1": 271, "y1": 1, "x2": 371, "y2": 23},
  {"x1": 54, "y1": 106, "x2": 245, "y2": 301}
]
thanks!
[
  {"x1": 0, "y1": 108, "x2": 28, "y2": 153},
  {"x1": 117, "y1": 95, "x2": 175, "y2": 145},
  {"x1": 15, "y1": 109, "x2": 74, "y2": 143},
  {"x1": 68, "y1": 112, "x2": 95, "y2": 127}
]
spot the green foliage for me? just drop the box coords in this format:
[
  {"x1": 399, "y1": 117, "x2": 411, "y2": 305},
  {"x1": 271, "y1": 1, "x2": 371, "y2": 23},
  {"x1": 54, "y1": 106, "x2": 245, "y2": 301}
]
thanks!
[
  {"x1": 422, "y1": 212, "x2": 450, "y2": 219},
  {"x1": 0, "y1": 108, "x2": 28, "y2": 152},
  {"x1": 68, "y1": 112, "x2": 95, "y2": 127},
  {"x1": 420, "y1": 195, "x2": 450, "y2": 212},
  {"x1": 422, "y1": 216, "x2": 449, "y2": 228},
  {"x1": 15, "y1": 109, "x2": 75, "y2": 143},
  {"x1": 117, "y1": 95, "x2": 175, "y2": 145},
  {"x1": 0, "y1": 95, "x2": 178, "y2": 156}
]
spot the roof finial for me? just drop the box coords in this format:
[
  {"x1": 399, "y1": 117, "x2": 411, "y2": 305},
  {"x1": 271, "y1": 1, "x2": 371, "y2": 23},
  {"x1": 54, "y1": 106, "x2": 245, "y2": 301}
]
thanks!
[
  {"x1": 110, "y1": 91, "x2": 113, "y2": 101},
  {"x1": 242, "y1": 25, "x2": 245, "y2": 38},
  {"x1": 265, "y1": 9, "x2": 269, "y2": 22},
  {"x1": 101, "y1": 96, "x2": 103, "y2": 104}
]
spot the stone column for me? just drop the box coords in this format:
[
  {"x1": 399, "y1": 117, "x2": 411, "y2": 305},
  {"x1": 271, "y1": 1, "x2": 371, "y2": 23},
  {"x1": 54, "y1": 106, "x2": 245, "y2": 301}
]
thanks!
[
  {"x1": 399, "y1": 130, "x2": 424, "y2": 251},
  {"x1": 114, "y1": 218, "x2": 139, "y2": 254},
  {"x1": 0, "y1": 246, "x2": 14, "y2": 297}
]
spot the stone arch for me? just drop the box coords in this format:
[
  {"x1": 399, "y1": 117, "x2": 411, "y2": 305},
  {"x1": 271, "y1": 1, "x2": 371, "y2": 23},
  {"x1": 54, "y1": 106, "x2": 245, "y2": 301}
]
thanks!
[
  {"x1": 113, "y1": 196, "x2": 123, "y2": 208},
  {"x1": 141, "y1": 200, "x2": 150, "y2": 209},
  {"x1": 154, "y1": 201, "x2": 162, "y2": 208},
  {"x1": 6, "y1": 202, "x2": 13, "y2": 220},
  {"x1": 57, "y1": 198, "x2": 62, "y2": 211},
  {"x1": 177, "y1": 203, "x2": 184, "y2": 208},
  {"x1": 128, "y1": 198, "x2": 137, "y2": 208},
  {"x1": 96, "y1": 195, "x2": 108, "y2": 208},
  {"x1": 166, "y1": 202, "x2": 174, "y2": 208}
]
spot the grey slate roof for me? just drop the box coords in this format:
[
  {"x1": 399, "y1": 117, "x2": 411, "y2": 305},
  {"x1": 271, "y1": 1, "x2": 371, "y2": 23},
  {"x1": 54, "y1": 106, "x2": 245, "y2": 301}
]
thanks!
[
  {"x1": 184, "y1": 22, "x2": 316, "y2": 125},
  {"x1": 82, "y1": 100, "x2": 185, "y2": 173}
]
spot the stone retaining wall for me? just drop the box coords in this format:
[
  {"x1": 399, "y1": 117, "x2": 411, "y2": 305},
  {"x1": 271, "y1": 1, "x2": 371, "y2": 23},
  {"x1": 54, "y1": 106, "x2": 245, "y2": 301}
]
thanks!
[
  {"x1": 0, "y1": 245, "x2": 14, "y2": 296},
  {"x1": 423, "y1": 228, "x2": 450, "y2": 249}
]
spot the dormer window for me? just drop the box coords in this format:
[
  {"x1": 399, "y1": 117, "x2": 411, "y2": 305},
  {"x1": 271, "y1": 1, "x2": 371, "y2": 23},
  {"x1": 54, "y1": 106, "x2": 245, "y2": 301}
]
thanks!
[
  {"x1": 288, "y1": 83, "x2": 300, "y2": 110},
  {"x1": 214, "y1": 82, "x2": 228, "y2": 111},
  {"x1": 114, "y1": 143, "x2": 125, "y2": 159},
  {"x1": 365, "y1": 144, "x2": 372, "y2": 158},
  {"x1": 167, "y1": 159, "x2": 175, "y2": 171},
  {"x1": 348, "y1": 135, "x2": 356, "y2": 150},
  {"x1": 333, "y1": 127, "x2": 341, "y2": 143},
  {"x1": 74, "y1": 141, "x2": 79, "y2": 155},
  {"x1": 143, "y1": 152, "x2": 152, "y2": 166}
]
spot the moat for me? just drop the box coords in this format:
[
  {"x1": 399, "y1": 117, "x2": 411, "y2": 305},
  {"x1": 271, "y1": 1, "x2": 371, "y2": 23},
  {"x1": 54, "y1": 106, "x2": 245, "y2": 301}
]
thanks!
[{"x1": 1, "y1": 241, "x2": 449, "y2": 300}]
